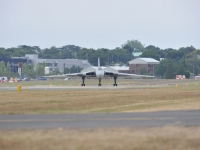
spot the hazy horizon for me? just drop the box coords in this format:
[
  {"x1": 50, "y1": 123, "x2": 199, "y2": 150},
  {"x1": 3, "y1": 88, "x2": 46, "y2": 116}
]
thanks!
[{"x1": 1, "y1": 0, "x2": 200, "y2": 50}]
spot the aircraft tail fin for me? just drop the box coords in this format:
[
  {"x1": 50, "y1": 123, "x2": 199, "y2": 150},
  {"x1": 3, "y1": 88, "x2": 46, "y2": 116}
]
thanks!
[{"x1": 98, "y1": 57, "x2": 100, "y2": 68}]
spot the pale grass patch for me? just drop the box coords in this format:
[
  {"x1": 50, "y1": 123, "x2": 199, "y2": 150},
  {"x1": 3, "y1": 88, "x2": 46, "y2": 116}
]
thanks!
[
  {"x1": 0, "y1": 126, "x2": 200, "y2": 150},
  {"x1": 0, "y1": 85, "x2": 200, "y2": 114}
]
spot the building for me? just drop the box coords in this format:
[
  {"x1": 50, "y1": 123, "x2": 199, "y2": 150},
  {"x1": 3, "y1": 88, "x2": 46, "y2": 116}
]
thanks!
[
  {"x1": 129, "y1": 58, "x2": 160, "y2": 75},
  {"x1": 25, "y1": 54, "x2": 90, "y2": 73}
]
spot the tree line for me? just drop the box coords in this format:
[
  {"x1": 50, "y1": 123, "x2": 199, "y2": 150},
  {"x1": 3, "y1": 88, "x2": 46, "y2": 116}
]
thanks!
[{"x1": 0, "y1": 40, "x2": 200, "y2": 79}]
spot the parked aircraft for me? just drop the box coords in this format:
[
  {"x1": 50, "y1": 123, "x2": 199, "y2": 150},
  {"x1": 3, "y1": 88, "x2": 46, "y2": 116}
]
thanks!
[{"x1": 43, "y1": 58, "x2": 154, "y2": 86}]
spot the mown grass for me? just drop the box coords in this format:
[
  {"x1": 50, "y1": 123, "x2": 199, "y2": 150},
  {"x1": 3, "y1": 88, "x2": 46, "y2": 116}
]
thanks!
[
  {"x1": 0, "y1": 81, "x2": 200, "y2": 114},
  {"x1": 0, "y1": 127, "x2": 200, "y2": 150}
]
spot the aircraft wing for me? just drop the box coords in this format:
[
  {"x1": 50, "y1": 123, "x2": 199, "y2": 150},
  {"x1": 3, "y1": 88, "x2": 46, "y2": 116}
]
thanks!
[
  {"x1": 43, "y1": 73, "x2": 81, "y2": 78},
  {"x1": 118, "y1": 73, "x2": 154, "y2": 78},
  {"x1": 43, "y1": 71, "x2": 96, "y2": 78},
  {"x1": 104, "y1": 71, "x2": 154, "y2": 78}
]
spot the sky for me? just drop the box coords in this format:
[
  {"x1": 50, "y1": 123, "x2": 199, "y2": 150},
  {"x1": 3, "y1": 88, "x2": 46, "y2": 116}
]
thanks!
[{"x1": 0, "y1": 0, "x2": 200, "y2": 50}]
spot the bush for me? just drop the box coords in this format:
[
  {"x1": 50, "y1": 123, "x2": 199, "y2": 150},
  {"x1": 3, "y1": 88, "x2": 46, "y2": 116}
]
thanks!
[{"x1": 185, "y1": 71, "x2": 190, "y2": 79}]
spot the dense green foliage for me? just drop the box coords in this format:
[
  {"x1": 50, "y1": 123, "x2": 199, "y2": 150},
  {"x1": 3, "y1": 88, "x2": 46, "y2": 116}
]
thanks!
[
  {"x1": 0, "y1": 61, "x2": 18, "y2": 78},
  {"x1": 0, "y1": 40, "x2": 200, "y2": 79}
]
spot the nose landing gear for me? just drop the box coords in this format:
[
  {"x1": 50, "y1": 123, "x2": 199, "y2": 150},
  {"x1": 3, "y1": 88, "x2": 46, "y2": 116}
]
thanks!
[
  {"x1": 81, "y1": 77, "x2": 86, "y2": 86},
  {"x1": 98, "y1": 79, "x2": 102, "y2": 86}
]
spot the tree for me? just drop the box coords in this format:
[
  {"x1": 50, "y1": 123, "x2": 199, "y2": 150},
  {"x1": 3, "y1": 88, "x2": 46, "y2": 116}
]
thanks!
[
  {"x1": 140, "y1": 67, "x2": 147, "y2": 75},
  {"x1": 122, "y1": 39, "x2": 145, "y2": 53},
  {"x1": 176, "y1": 64, "x2": 186, "y2": 75},
  {"x1": 111, "y1": 48, "x2": 133, "y2": 65},
  {"x1": 59, "y1": 45, "x2": 81, "y2": 59},
  {"x1": 145, "y1": 45, "x2": 160, "y2": 51},
  {"x1": 35, "y1": 63, "x2": 46, "y2": 78},
  {"x1": 140, "y1": 49, "x2": 160, "y2": 61},
  {"x1": 64, "y1": 67, "x2": 70, "y2": 74},
  {"x1": 39, "y1": 46, "x2": 60, "y2": 59},
  {"x1": 22, "y1": 63, "x2": 35, "y2": 78},
  {"x1": 166, "y1": 50, "x2": 184, "y2": 61},
  {"x1": 179, "y1": 46, "x2": 196, "y2": 55},
  {"x1": 77, "y1": 48, "x2": 94, "y2": 60},
  {"x1": 185, "y1": 57, "x2": 200, "y2": 75},
  {"x1": 0, "y1": 61, "x2": 6, "y2": 76},
  {"x1": 185, "y1": 71, "x2": 190, "y2": 79},
  {"x1": 0, "y1": 48, "x2": 10, "y2": 59},
  {"x1": 0, "y1": 61, "x2": 18, "y2": 78},
  {"x1": 5, "y1": 62, "x2": 12, "y2": 78},
  {"x1": 165, "y1": 61, "x2": 175, "y2": 79},
  {"x1": 156, "y1": 59, "x2": 173, "y2": 78}
]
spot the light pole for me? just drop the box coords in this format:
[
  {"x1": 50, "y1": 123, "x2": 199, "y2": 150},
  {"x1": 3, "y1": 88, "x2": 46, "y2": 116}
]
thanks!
[{"x1": 191, "y1": 64, "x2": 194, "y2": 79}]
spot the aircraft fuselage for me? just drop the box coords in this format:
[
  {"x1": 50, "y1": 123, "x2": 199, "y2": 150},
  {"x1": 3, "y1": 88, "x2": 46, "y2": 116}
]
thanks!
[{"x1": 96, "y1": 69, "x2": 104, "y2": 79}]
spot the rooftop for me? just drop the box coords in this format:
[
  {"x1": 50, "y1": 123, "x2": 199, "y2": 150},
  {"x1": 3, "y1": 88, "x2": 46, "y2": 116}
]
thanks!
[
  {"x1": 139, "y1": 58, "x2": 159, "y2": 63},
  {"x1": 129, "y1": 58, "x2": 160, "y2": 64}
]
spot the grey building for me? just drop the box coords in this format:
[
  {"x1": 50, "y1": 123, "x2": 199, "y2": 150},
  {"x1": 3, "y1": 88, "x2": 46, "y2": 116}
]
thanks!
[{"x1": 25, "y1": 54, "x2": 90, "y2": 73}]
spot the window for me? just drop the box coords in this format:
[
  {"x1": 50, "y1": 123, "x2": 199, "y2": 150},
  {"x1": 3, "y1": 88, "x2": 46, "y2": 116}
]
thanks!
[{"x1": 46, "y1": 63, "x2": 52, "y2": 67}]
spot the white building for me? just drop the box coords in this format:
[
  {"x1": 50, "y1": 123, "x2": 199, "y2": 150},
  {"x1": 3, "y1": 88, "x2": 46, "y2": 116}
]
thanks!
[{"x1": 25, "y1": 54, "x2": 91, "y2": 73}]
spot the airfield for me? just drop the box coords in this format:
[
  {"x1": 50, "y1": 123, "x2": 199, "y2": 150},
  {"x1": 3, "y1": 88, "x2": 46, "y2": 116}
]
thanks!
[{"x1": 0, "y1": 79, "x2": 200, "y2": 150}]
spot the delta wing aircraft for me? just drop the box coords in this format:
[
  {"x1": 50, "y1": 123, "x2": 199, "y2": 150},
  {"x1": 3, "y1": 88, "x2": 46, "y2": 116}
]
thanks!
[{"x1": 43, "y1": 58, "x2": 154, "y2": 86}]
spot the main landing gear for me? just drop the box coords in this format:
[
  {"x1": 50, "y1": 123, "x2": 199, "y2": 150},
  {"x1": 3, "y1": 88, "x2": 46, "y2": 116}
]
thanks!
[
  {"x1": 98, "y1": 79, "x2": 102, "y2": 86},
  {"x1": 81, "y1": 77, "x2": 85, "y2": 86},
  {"x1": 113, "y1": 77, "x2": 117, "y2": 86}
]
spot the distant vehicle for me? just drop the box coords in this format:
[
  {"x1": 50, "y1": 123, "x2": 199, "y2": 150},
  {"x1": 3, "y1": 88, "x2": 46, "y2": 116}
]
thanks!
[
  {"x1": 0, "y1": 77, "x2": 8, "y2": 82},
  {"x1": 38, "y1": 77, "x2": 47, "y2": 80},
  {"x1": 15, "y1": 78, "x2": 21, "y2": 82},
  {"x1": 22, "y1": 77, "x2": 31, "y2": 81},
  {"x1": 64, "y1": 78, "x2": 72, "y2": 81}
]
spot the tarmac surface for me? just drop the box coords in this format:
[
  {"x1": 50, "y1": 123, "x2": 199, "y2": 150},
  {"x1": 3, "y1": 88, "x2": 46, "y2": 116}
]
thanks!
[
  {"x1": 0, "y1": 84, "x2": 166, "y2": 91},
  {"x1": 0, "y1": 110, "x2": 200, "y2": 129}
]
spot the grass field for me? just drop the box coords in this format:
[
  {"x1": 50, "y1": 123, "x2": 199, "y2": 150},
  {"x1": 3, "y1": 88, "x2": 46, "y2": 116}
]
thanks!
[
  {"x1": 0, "y1": 127, "x2": 200, "y2": 150},
  {"x1": 0, "y1": 79, "x2": 200, "y2": 114}
]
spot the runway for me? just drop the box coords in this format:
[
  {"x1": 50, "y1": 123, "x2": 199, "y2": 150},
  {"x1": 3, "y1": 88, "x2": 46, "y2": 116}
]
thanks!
[
  {"x1": 0, "y1": 110, "x2": 200, "y2": 129},
  {"x1": 0, "y1": 84, "x2": 166, "y2": 91}
]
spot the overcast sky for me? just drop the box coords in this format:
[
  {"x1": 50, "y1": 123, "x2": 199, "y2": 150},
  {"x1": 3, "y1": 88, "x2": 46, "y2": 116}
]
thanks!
[{"x1": 0, "y1": 0, "x2": 200, "y2": 50}]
